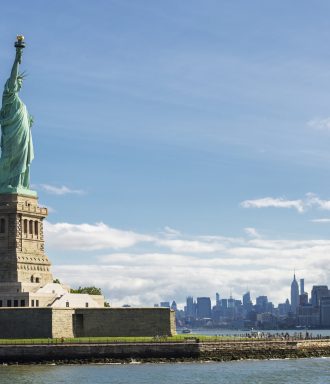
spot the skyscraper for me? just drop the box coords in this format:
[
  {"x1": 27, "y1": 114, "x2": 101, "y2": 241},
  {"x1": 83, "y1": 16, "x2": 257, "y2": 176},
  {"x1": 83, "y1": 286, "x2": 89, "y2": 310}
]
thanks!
[
  {"x1": 300, "y1": 279, "x2": 305, "y2": 295},
  {"x1": 243, "y1": 291, "x2": 251, "y2": 307},
  {"x1": 311, "y1": 286, "x2": 329, "y2": 307},
  {"x1": 216, "y1": 292, "x2": 220, "y2": 306},
  {"x1": 291, "y1": 273, "x2": 299, "y2": 314},
  {"x1": 221, "y1": 299, "x2": 228, "y2": 308},
  {"x1": 320, "y1": 297, "x2": 330, "y2": 326},
  {"x1": 256, "y1": 295, "x2": 268, "y2": 313},
  {"x1": 186, "y1": 296, "x2": 196, "y2": 318},
  {"x1": 196, "y1": 297, "x2": 211, "y2": 319}
]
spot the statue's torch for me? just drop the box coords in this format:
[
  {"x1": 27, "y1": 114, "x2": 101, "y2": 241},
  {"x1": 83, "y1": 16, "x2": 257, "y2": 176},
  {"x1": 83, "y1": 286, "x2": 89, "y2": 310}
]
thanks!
[
  {"x1": 15, "y1": 35, "x2": 25, "y2": 49},
  {"x1": 14, "y1": 35, "x2": 25, "y2": 64}
]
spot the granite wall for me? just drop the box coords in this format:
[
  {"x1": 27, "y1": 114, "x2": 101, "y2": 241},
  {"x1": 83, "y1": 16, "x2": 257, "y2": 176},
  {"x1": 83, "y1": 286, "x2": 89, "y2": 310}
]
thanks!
[
  {"x1": 0, "y1": 307, "x2": 176, "y2": 338},
  {"x1": 0, "y1": 308, "x2": 52, "y2": 338},
  {"x1": 73, "y1": 308, "x2": 175, "y2": 337}
]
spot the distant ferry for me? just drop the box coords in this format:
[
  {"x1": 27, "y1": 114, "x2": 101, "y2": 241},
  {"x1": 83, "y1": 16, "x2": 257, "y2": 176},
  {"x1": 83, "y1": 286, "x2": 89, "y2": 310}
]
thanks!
[{"x1": 181, "y1": 328, "x2": 192, "y2": 334}]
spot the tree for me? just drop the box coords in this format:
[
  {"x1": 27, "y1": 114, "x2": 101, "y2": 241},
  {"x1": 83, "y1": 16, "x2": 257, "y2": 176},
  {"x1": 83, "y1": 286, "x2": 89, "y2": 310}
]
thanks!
[{"x1": 70, "y1": 286, "x2": 102, "y2": 295}]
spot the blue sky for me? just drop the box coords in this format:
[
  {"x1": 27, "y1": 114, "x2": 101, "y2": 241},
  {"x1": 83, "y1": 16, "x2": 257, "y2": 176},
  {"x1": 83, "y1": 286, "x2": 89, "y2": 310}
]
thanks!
[{"x1": 2, "y1": 1, "x2": 330, "y2": 306}]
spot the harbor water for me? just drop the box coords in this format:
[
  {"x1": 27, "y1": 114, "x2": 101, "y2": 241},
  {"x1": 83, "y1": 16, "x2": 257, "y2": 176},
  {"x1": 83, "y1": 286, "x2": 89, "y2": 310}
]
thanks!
[{"x1": 1, "y1": 358, "x2": 330, "y2": 384}]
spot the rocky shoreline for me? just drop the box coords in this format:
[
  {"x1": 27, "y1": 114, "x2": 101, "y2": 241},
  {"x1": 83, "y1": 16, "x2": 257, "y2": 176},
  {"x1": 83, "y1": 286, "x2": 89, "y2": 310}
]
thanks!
[{"x1": 0, "y1": 340, "x2": 330, "y2": 365}]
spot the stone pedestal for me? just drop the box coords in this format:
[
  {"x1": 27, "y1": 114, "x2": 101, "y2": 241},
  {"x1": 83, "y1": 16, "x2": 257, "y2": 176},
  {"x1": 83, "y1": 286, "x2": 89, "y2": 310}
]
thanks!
[
  {"x1": 0, "y1": 194, "x2": 53, "y2": 290},
  {"x1": 0, "y1": 193, "x2": 105, "y2": 309}
]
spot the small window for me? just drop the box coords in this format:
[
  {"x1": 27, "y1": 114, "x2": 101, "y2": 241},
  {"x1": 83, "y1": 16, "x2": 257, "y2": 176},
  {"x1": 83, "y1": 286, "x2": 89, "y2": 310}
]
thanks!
[
  {"x1": 7, "y1": 300, "x2": 11, "y2": 307},
  {"x1": 36, "y1": 277, "x2": 40, "y2": 283},
  {"x1": 31, "y1": 300, "x2": 34, "y2": 307},
  {"x1": 23, "y1": 219, "x2": 27, "y2": 234},
  {"x1": 85, "y1": 302, "x2": 89, "y2": 308},
  {"x1": 20, "y1": 300, "x2": 25, "y2": 307},
  {"x1": 0, "y1": 218, "x2": 5, "y2": 233},
  {"x1": 14, "y1": 300, "x2": 18, "y2": 307},
  {"x1": 34, "y1": 221, "x2": 38, "y2": 236},
  {"x1": 66, "y1": 302, "x2": 69, "y2": 307},
  {"x1": 36, "y1": 300, "x2": 39, "y2": 307},
  {"x1": 0, "y1": 300, "x2": 3, "y2": 307},
  {"x1": 29, "y1": 220, "x2": 33, "y2": 234},
  {"x1": 30, "y1": 276, "x2": 34, "y2": 283}
]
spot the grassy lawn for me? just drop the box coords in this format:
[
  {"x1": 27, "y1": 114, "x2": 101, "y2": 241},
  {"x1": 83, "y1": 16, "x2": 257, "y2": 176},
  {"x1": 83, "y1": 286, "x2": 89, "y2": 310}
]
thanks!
[{"x1": 0, "y1": 334, "x2": 250, "y2": 345}]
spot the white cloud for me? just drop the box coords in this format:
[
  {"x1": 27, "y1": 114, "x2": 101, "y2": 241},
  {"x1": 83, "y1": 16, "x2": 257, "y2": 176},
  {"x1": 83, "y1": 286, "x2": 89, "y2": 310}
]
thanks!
[
  {"x1": 44, "y1": 221, "x2": 227, "y2": 254},
  {"x1": 244, "y1": 227, "x2": 261, "y2": 238},
  {"x1": 306, "y1": 193, "x2": 330, "y2": 211},
  {"x1": 39, "y1": 184, "x2": 85, "y2": 196},
  {"x1": 44, "y1": 221, "x2": 153, "y2": 250},
  {"x1": 308, "y1": 117, "x2": 330, "y2": 131},
  {"x1": 241, "y1": 197, "x2": 304, "y2": 213},
  {"x1": 53, "y1": 235, "x2": 330, "y2": 307},
  {"x1": 47, "y1": 221, "x2": 330, "y2": 307},
  {"x1": 156, "y1": 238, "x2": 225, "y2": 253},
  {"x1": 311, "y1": 218, "x2": 330, "y2": 223},
  {"x1": 241, "y1": 193, "x2": 330, "y2": 213}
]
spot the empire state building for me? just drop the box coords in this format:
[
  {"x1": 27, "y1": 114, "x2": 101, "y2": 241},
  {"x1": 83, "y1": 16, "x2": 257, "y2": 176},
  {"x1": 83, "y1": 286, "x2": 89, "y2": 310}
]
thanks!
[{"x1": 291, "y1": 273, "x2": 300, "y2": 314}]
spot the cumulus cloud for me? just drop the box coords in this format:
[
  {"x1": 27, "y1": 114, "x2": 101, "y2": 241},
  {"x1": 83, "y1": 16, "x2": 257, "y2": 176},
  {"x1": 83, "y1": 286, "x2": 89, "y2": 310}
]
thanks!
[
  {"x1": 39, "y1": 184, "x2": 85, "y2": 195},
  {"x1": 308, "y1": 117, "x2": 330, "y2": 131},
  {"x1": 241, "y1": 197, "x2": 304, "y2": 213},
  {"x1": 157, "y1": 238, "x2": 226, "y2": 253},
  {"x1": 241, "y1": 193, "x2": 330, "y2": 213},
  {"x1": 46, "y1": 221, "x2": 330, "y2": 307},
  {"x1": 45, "y1": 221, "x2": 153, "y2": 250},
  {"x1": 53, "y1": 236, "x2": 330, "y2": 307},
  {"x1": 306, "y1": 193, "x2": 330, "y2": 211},
  {"x1": 45, "y1": 221, "x2": 227, "y2": 254}
]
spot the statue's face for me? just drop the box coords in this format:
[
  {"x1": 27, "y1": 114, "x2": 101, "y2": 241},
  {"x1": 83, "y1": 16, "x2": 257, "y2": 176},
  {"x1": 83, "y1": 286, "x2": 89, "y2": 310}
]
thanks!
[{"x1": 17, "y1": 78, "x2": 23, "y2": 91}]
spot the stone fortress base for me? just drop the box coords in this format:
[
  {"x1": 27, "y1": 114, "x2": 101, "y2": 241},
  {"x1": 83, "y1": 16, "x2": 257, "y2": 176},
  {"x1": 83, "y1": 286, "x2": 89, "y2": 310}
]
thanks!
[
  {"x1": 0, "y1": 307, "x2": 176, "y2": 338},
  {"x1": 0, "y1": 193, "x2": 176, "y2": 338}
]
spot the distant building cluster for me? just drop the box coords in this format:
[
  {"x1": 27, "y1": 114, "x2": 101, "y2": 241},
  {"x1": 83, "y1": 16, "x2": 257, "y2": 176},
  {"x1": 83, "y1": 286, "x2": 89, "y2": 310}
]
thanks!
[{"x1": 155, "y1": 274, "x2": 330, "y2": 329}]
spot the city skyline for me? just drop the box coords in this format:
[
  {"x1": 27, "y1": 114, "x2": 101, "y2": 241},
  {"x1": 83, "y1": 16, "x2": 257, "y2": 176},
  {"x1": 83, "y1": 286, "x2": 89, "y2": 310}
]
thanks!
[
  {"x1": 1, "y1": 2, "x2": 330, "y2": 306},
  {"x1": 157, "y1": 272, "x2": 320, "y2": 310},
  {"x1": 159, "y1": 274, "x2": 330, "y2": 330}
]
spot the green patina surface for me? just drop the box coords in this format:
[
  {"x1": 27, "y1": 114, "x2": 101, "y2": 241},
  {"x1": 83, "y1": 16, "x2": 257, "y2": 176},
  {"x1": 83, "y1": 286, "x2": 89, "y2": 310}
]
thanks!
[{"x1": 0, "y1": 41, "x2": 36, "y2": 196}]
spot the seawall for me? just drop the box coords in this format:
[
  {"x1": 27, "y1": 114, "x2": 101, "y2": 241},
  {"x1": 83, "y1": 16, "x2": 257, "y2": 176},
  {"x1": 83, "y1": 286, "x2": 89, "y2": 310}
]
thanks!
[{"x1": 1, "y1": 340, "x2": 330, "y2": 364}]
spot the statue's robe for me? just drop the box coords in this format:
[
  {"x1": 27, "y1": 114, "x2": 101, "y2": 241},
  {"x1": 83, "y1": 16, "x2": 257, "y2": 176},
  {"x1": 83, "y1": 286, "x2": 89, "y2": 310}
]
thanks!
[{"x1": 0, "y1": 79, "x2": 34, "y2": 189}]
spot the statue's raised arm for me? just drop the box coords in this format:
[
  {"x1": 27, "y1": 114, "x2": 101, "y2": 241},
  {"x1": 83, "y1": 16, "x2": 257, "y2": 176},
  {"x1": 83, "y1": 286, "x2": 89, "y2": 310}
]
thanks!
[
  {"x1": 8, "y1": 48, "x2": 22, "y2": 90},
  {"x1": 0, "y1": 36, "x2": 36, "y2": 196}
]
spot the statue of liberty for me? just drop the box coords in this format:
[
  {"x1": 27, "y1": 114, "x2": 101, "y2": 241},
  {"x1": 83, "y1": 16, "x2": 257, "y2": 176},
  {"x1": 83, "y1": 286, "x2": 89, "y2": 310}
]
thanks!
[{"x1": 0, "y1": 36, "x2": 35, "y2": 196}]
